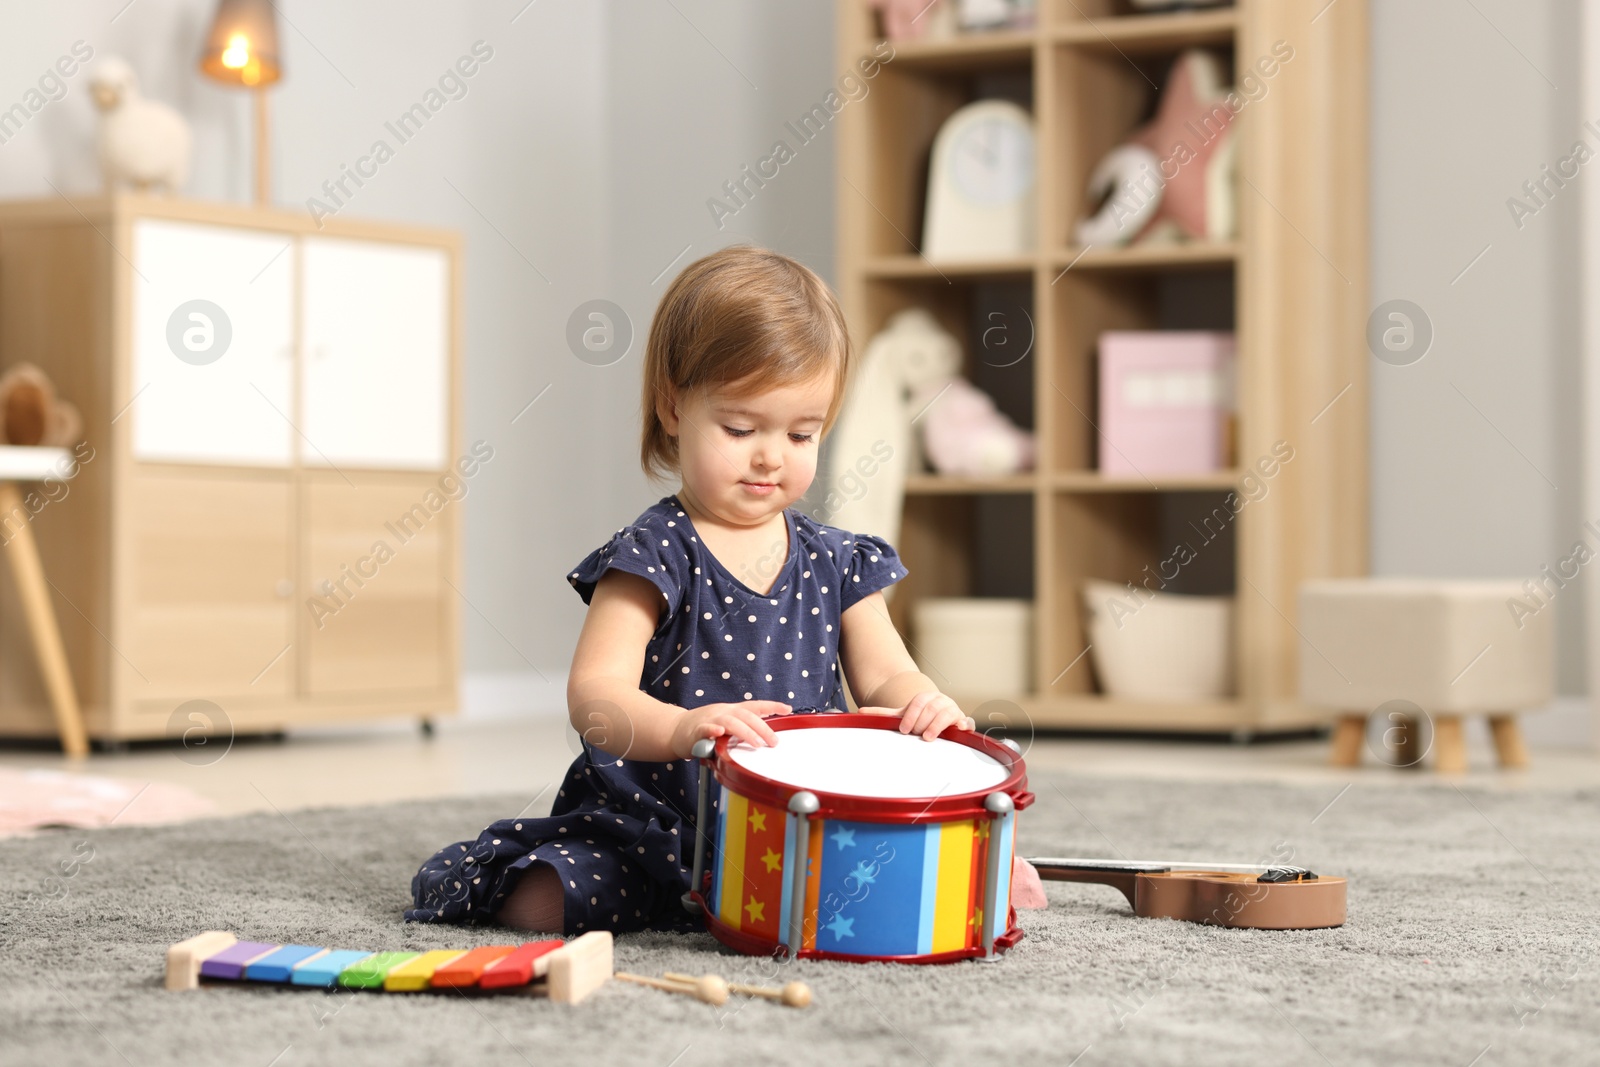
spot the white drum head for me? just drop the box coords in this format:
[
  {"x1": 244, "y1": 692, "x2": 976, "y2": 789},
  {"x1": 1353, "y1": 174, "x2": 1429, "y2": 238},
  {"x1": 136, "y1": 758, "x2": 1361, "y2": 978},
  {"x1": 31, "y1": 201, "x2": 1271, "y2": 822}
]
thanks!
[{"x1": 727, "y1": 723, "x2": 1009, "y2": 798}]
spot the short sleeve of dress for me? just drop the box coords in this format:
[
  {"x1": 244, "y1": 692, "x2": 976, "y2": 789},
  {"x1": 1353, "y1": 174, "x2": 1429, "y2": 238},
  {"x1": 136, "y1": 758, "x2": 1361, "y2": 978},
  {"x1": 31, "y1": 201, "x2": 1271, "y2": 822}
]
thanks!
[
  {"x1": 839, "y1": 531, "x2": 909, "y2": 613},
  {"x1": 566, "y1": 519, "x2": 684, "y2": 629}
]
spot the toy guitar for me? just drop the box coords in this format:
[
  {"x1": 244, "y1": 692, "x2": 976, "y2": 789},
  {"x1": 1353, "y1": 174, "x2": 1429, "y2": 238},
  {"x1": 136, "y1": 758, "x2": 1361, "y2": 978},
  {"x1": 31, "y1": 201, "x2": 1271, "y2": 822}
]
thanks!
[{"x1": 1024, "y1": 856, "x2": 1347, "y2": 930}]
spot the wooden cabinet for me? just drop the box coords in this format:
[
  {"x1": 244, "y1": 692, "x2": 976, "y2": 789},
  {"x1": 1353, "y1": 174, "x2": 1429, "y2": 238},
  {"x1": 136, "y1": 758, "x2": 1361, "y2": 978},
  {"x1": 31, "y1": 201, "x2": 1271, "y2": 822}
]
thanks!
[
  {"x1": 303, "y1": 472, "x2": 450, "y2": 697},
  {"x1": 126, "y1": 469, "x2": 294, "y2": 704},
  {"x1": 833, "y1": 0, "x2": 1369, "y2": 735},
  {"x1": 0, "y1": 194, "x2": 461, "y2": 742}
]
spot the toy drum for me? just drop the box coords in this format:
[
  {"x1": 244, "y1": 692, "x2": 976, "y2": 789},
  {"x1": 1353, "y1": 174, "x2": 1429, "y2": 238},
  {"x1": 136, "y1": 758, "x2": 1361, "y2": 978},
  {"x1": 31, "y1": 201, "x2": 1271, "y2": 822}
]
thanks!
[{"x1": 683, "y1": 712, "x2": 1036, "y2": 964}]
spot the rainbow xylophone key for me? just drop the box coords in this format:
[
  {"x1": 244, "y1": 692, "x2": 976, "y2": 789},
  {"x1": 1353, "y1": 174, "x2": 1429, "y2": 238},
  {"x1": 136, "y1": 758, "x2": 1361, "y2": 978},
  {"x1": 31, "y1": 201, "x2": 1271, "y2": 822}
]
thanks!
[{"x1": 165, "y1": 930, "x2": 612, "y2": 1004}]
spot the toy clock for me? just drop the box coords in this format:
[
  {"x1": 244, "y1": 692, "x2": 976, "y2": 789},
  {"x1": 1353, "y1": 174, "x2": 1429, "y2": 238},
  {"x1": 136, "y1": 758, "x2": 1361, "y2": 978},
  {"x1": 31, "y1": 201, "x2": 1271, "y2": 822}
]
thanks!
[{"x1": 923, "y1": 99, "x2": 1036, "y2": 260}]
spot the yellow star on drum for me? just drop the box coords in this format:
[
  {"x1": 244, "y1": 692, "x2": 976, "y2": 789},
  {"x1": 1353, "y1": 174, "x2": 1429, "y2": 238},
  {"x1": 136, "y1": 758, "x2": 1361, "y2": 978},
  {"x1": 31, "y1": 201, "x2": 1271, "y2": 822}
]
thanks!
[
  {"x1": 748, "y1": 810, "x2": 767, "y2": 833},
  {"x1": 760, "y1": 847, "x2": 782, "y2": 873},
  {"x1": 745, "y1": 896, "x2": 765, "y2": 924}
]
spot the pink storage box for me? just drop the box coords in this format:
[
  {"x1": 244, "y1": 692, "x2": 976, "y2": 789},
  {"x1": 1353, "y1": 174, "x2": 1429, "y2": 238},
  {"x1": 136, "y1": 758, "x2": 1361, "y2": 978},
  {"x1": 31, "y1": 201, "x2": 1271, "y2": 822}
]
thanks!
[{"x1": 1097, "y1": 330, "x2": 1235, "y2": 475}]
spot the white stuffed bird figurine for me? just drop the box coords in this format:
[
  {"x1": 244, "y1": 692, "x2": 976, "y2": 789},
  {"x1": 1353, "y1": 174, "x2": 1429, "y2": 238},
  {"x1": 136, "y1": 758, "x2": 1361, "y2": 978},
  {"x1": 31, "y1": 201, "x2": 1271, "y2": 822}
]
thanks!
[{"x1": 90, "y1": 58, "x2": 191, "y2": 194}]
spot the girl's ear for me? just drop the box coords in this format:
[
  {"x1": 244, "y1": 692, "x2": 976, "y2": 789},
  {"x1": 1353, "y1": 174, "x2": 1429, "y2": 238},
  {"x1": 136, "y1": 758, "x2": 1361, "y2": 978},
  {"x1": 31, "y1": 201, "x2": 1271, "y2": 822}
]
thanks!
[{"x1": 656, "y1": 385, "x2": 681, "y2": 437}]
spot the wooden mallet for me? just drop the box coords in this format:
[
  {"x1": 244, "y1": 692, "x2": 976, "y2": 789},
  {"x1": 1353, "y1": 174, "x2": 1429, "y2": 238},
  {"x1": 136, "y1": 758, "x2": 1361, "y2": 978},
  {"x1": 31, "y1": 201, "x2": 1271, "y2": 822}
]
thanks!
[
  {"x1": 615, "y1": 971, "x2": 729, "y2": 1005},
  {"x1": 663, "y1": 971, "x2": 812, "y2": 1008}
]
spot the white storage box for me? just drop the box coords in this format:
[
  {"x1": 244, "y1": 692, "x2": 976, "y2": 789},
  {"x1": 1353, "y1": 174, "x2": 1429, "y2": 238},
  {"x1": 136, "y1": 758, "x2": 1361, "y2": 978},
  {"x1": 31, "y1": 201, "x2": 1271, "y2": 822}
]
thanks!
[
  {"x1": 1081, "y1": 579, "x2": 1235, "y2": 700},
  {"x1": 911, "y1": 597, "x2": 1033, "y2": 696}
]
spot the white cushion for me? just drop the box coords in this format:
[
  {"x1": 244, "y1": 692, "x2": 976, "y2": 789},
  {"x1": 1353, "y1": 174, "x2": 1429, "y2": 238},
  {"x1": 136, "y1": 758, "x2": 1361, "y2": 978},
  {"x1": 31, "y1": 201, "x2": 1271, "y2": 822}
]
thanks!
[{"x1": 1297, "y1": 578, "x2": 1553, "y2": 713}]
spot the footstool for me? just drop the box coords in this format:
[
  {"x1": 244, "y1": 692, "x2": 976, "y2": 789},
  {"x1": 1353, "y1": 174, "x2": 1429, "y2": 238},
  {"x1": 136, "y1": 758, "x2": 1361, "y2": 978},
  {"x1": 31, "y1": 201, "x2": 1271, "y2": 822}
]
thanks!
[{"x1": 1297, "y1": 579, "x2": 1553, "y2": 772}]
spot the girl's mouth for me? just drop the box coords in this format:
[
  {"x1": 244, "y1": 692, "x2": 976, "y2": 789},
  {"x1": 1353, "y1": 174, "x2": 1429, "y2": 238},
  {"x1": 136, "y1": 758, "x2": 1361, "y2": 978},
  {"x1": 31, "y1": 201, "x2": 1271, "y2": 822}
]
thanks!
[{"x1": 741, "y1": 481, "x2": 776, "y2": 495}]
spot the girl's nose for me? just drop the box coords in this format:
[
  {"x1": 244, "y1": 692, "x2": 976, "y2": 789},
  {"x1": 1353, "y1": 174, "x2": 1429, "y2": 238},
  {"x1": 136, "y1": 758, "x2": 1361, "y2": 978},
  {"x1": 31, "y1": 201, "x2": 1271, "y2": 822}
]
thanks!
[{"x1": 755, "y1": 438, "x2": 781, "y2": 469}]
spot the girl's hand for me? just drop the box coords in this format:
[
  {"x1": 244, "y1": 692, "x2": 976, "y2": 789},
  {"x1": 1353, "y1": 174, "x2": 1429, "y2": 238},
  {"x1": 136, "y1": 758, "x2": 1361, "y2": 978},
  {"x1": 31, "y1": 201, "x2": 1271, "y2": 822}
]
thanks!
[
  {"x1": 670, "y1": 700, "x2": 793, "y2": 760},
  {"x1": 857, "y1": 692, "x2": 974, "y2": 741}
]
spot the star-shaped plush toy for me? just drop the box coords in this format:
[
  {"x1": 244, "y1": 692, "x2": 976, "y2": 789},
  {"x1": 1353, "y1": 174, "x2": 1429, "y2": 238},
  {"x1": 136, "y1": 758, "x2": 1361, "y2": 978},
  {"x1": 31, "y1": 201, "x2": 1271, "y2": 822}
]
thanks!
[{"x1": 1074, "y1": 48, "x2": 1238, "y2": 247}]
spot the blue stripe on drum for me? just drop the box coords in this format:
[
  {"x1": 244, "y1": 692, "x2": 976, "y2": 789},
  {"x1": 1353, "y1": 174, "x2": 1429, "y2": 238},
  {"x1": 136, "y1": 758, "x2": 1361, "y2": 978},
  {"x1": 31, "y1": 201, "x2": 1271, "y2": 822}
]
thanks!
[
  {"x1": 711, "y1": 787, "x2": 728, "y2": 917},
  {"x1": 778, "y1": 810, "x2": 796, "y2": 949},
  {"x1": 988, "y1": 811, "x2": 1014, "y2": 944},
  {"x1": 816, "y1": 820, "x2": 929, "y2": 957},
  {"x1": 917, "y1": 822, "x2": 941, "y2": 956}
]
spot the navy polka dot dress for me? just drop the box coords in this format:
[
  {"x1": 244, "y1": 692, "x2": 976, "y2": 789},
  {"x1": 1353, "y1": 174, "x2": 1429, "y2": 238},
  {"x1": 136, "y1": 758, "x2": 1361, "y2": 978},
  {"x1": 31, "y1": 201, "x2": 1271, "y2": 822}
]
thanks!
[{"x1": 406, "y1": 494, "x2": 909, "y2": 935}]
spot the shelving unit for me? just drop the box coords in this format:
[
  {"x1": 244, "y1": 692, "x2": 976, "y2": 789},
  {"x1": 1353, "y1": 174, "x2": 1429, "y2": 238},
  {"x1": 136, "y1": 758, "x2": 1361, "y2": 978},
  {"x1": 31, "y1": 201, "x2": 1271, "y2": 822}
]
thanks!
[{"x1": 833, "y1": 0, "x2": 1369, "y2": 735}]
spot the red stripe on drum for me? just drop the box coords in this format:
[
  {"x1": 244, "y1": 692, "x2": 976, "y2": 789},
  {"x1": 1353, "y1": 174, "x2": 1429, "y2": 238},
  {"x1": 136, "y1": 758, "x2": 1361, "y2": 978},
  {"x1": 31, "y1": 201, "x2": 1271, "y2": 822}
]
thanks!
[{"x1": 743, "y1": 798, "x2": 785, "y2": 941}]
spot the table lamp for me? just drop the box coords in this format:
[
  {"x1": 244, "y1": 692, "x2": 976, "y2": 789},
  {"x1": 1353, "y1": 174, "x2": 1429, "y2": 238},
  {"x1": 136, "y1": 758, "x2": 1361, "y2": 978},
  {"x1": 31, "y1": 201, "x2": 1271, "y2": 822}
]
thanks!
[{"x1": 198, "y1": 0, "x2": 282, "y2": 205}]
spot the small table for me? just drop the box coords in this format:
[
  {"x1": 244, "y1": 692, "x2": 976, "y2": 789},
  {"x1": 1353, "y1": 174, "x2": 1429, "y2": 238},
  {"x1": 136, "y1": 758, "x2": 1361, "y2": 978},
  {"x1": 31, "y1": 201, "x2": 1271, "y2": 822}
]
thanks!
[{"x1": 0, "y1": 446, "x2": 87, "y2": 757}]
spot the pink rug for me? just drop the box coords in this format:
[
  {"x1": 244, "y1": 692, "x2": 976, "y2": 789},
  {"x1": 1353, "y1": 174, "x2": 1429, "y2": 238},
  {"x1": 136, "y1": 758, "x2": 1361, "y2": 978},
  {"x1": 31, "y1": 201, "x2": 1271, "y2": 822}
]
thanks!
[{"x1": 0, "y1": 767, "x2": 216, "y2": 836}]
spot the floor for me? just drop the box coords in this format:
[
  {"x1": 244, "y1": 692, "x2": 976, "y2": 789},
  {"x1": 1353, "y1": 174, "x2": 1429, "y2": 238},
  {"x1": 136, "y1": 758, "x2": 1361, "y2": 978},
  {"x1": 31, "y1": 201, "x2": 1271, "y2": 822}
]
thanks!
[{"x1": 1, "y1": 711, "x2": 1597, "y2": 828}]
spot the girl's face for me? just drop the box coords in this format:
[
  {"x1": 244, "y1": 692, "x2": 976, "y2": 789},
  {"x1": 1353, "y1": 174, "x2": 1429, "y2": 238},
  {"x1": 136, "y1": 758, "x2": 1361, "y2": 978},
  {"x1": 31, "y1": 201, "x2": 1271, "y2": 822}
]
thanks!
[{"x1": 660, "y1": 370, "x2": 836, "y2": 530}]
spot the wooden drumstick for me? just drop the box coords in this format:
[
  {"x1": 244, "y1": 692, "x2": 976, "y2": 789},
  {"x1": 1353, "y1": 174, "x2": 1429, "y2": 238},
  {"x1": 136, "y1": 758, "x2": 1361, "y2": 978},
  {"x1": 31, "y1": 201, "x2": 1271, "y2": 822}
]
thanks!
[
  {"x1": 615, "y1": 971, "x2": 729, "y2": 1005},
  {"x1": 663, "y1": 971, "x2": 812, "y2": 1008}
]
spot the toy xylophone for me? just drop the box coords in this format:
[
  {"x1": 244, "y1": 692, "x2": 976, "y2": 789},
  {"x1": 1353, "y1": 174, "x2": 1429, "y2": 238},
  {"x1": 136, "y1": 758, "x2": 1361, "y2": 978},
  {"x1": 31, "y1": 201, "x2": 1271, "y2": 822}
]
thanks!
[{"x1": 165, "y1": 930, "x2": 613, "y2": 1004}]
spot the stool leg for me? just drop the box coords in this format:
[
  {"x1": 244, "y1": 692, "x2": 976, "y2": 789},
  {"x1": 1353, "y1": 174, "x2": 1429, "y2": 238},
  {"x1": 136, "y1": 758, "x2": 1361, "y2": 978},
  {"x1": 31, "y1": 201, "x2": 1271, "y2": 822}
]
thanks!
[
  {"x1": 1329, "y1": 714, "x2": 1366, "y2": 767},
  {"x1": 1488, "y1": 714, "x2": 1529, "y2": 769},
  {"x1": 1392, "y1": 714, "x2": 1426, "y2": 768},
  {"x1": 1433, "y1": 714, "x2": 1466, "y2": 774},
  {"x1": 0, "y1": 483, "x2": 88, "y2": 758}
]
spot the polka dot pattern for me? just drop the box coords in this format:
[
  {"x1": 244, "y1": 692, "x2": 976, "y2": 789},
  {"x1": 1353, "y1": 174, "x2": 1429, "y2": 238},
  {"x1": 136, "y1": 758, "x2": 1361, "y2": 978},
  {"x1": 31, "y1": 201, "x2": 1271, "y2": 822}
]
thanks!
[{"x1": 406, "y1": 494, "x2": 909, "y2": 937}]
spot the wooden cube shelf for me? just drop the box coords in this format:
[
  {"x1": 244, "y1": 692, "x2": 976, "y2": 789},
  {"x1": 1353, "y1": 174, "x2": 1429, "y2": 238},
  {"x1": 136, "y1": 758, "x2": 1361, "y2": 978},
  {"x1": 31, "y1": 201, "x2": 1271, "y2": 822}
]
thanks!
[{"x1": 834, "y1": 0, "x2": 1369, "y2": 735}]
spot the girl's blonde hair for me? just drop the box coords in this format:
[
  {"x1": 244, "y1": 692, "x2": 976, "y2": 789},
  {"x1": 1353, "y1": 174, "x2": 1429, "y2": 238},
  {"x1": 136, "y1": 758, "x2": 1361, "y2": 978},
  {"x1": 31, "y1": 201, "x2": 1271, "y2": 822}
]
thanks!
[{"x1": 640, "y1": 244, "x2": 852, "y2": 484}]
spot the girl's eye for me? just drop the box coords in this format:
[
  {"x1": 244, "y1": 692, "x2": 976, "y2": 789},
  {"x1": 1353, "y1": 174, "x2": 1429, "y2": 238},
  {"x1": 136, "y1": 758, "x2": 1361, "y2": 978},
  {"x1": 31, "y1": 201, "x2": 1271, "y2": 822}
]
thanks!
[{"x1": 722, "y1": 427, "x2": 814, "y2": 443}]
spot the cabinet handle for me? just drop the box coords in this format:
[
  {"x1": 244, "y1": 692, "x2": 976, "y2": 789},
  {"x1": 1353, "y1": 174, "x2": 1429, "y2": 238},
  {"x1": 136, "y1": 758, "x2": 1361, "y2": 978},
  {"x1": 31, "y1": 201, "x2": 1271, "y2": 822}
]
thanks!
[{"x1": 275, "y1": 579, "x2": 294, "y2": 598}]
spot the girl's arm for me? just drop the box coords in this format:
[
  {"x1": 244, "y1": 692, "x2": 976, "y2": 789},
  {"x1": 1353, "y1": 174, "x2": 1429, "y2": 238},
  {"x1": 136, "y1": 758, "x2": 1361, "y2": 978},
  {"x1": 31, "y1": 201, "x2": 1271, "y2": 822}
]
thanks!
[
  {"x1": 838, "y1": 591, "x2": 973, "y2": 740},
  {"x1": 568, "y1": 569, "x2": 786, "y2": 762}
]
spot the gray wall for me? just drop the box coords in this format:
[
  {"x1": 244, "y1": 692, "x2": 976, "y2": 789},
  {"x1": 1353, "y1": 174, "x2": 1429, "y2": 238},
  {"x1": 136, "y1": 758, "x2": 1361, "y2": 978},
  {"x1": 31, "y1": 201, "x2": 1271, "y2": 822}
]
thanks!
[
  {"x1": 1368, "y1": 0, "x2": 1583, "y2": 694},
  {"x1": 0, "y1": 0, "x2": 1589, "y2": 710}
]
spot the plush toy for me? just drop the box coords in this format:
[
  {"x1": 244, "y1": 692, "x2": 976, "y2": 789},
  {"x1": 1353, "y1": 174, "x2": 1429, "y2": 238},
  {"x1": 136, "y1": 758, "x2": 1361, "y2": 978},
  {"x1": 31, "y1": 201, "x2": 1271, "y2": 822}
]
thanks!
[
  {"x1": 822, "y1": 308, "x2": 959, "y2": 561},
  {"x1": 826, "y1": 307, "x2": 1033, "y2": 532},
  {"x1": 1073, "y1": 49, "x2": 1237, "y2": 248},
  {"x1": 90, "y1": 57, "x2": 191, "y2": 194},
  {"x1": 0, "y1": 363, "x2": 82, "y2": 448},
  {"x1": 867, "y1": 0, "x2": 960, "y2": 41},
  {"x1": 914, "y1": 369, "x2": 1035, "y2": 477}
]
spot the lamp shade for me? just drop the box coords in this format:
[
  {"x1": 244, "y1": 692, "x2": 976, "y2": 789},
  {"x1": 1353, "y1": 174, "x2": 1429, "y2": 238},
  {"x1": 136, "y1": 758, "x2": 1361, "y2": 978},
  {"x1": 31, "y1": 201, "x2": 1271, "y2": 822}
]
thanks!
[{"x1": 198, "y1": 0, "x2": 282, "y2": 88}]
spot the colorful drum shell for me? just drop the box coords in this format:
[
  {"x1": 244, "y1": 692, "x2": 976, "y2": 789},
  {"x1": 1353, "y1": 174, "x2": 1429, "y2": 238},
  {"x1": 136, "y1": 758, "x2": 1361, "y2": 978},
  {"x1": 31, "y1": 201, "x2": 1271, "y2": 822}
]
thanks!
[{"x1": 687, "y1": 713, "x2": 1035, "y2": 964}]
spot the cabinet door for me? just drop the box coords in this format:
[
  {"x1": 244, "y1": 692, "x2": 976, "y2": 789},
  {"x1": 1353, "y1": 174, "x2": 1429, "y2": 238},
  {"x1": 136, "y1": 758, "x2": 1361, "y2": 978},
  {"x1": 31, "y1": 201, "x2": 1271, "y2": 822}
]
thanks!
[
  {"x1": 301, "y1": 237, "x2": 449, "y2": 471},
  {"x1": 303, "y1": 472, "x2": 450, "y2": 696},
  {"x1": 126, "y1": 470, "x2": 295, "y2": 703},
  {"x1": 131, "y1": 219, "x2": 294, "y2": 466}
]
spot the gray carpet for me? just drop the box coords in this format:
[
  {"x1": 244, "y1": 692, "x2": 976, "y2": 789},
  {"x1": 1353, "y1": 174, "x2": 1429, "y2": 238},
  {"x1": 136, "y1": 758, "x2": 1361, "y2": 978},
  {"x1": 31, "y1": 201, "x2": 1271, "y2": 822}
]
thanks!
[{"x1": 2, "y1": 770, "x2": 1596, "y2": 1067}]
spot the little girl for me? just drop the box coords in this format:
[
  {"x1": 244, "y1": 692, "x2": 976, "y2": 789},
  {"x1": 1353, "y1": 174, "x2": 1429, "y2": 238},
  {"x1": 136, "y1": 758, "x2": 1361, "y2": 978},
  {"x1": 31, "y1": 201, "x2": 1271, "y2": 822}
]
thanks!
[{"x1": 404, "y1": 245, "x2": 989, "y2": 936}]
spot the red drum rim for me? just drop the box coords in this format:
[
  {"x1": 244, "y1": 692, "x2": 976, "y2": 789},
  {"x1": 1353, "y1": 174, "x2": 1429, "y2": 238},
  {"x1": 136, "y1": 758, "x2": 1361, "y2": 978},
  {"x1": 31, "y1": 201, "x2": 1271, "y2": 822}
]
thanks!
[{"x1": 707, "y1": 712, "x2": 1034, "y2": 821}]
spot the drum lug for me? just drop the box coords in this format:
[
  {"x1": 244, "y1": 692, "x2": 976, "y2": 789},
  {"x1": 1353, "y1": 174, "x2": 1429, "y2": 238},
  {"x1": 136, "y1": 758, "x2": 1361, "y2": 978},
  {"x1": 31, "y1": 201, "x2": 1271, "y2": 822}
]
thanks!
[
  {"x1": 684, "y1": 738, "x2": 719, "y2": 916},
  {"x1": 784, "y1": 791, "x2": 820, "y2": 958},
  {"x1": 980, "y1": 792, "x2": 1015, "y2": 960}
]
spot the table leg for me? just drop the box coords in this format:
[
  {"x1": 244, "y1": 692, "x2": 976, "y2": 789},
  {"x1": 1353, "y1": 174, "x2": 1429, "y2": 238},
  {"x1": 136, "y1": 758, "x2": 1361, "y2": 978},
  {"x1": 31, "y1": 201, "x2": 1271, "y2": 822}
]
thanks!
[{"x1": 0, "y1": 482, "x2": 87, "y2": 758}]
